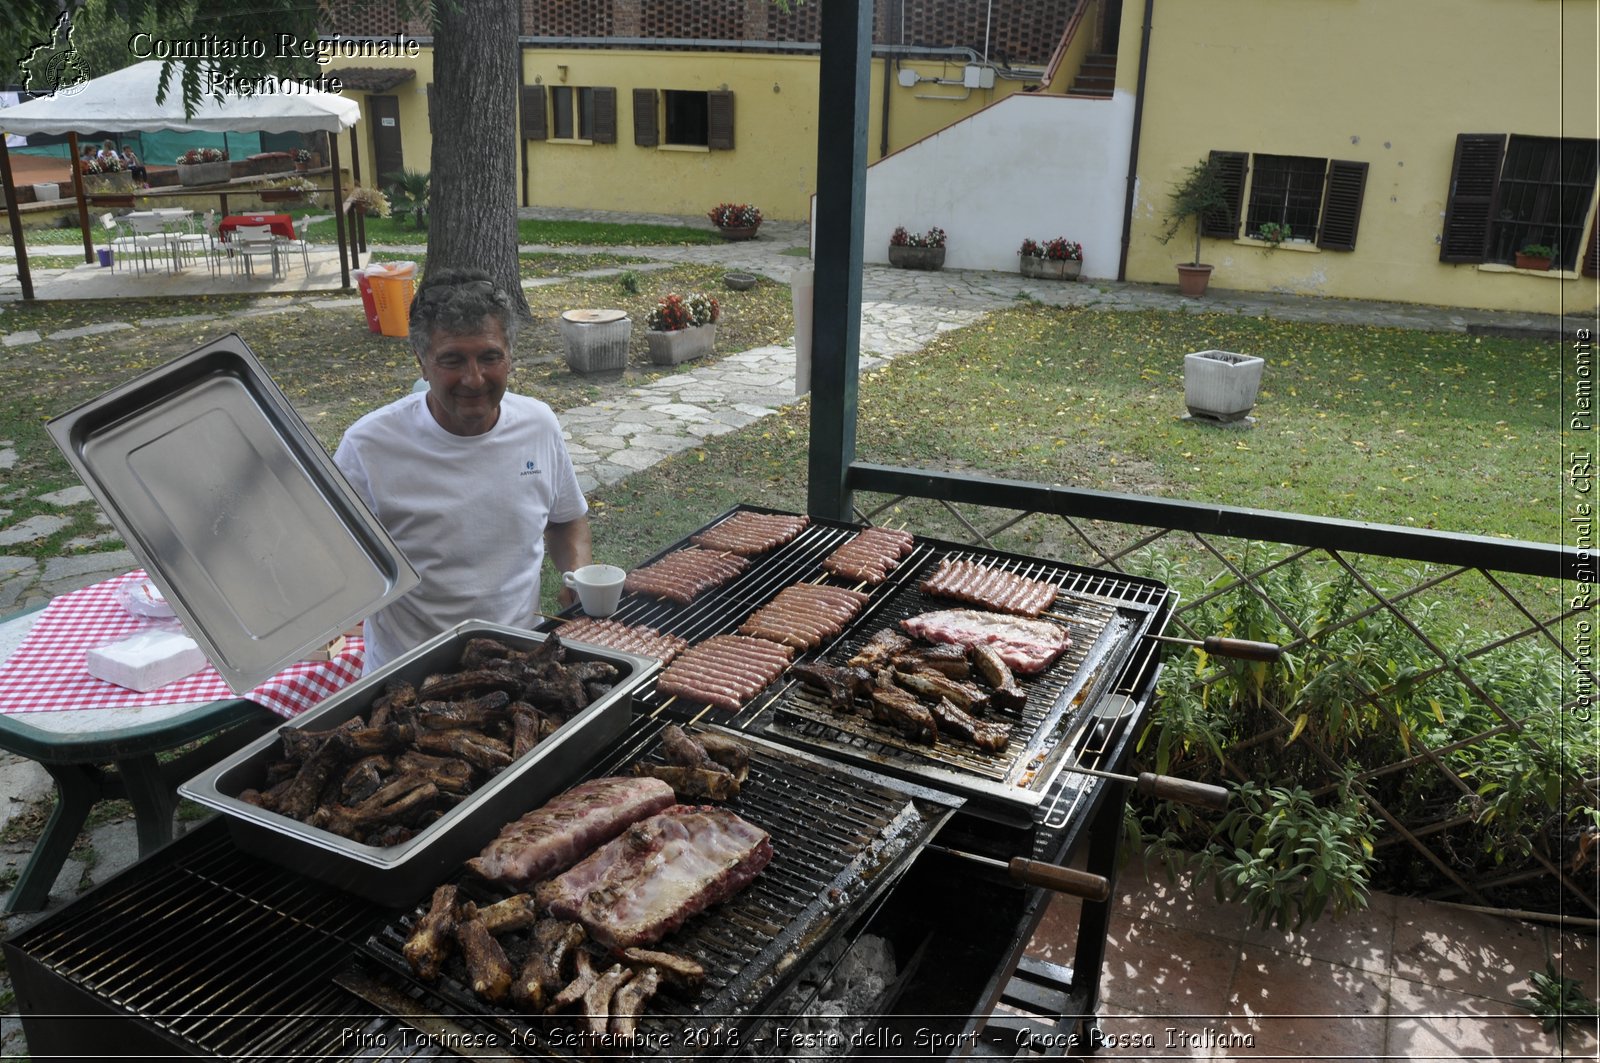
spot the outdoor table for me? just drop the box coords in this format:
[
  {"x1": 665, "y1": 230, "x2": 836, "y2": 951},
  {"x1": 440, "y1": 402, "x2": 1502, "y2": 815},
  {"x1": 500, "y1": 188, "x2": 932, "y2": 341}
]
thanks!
[
  {"x1": 0, "y1": 573, "x2": 365, "y2": 912},
  {"x1": 219, "y1": 213, "x2": 294, "y2": 240}
]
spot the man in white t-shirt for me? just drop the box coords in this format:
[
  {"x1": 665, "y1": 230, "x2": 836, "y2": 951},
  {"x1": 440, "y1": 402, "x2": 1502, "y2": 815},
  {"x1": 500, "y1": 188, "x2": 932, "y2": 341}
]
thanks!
[{"x1": 334, "y1": 269, "x2": 592, "y2": 673}]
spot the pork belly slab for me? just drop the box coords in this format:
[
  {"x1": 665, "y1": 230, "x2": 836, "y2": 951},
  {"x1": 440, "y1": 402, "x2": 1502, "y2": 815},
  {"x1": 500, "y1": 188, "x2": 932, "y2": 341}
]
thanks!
[
  {"x1": 466, "y1": 776, "x2": 676, "y2": 890},
  {"x1": 537, "y1": 805, "x2": 773, "y2": 950},
  {"x1": 900, "y1": 608, "x2": 1071, "y2": 674}
]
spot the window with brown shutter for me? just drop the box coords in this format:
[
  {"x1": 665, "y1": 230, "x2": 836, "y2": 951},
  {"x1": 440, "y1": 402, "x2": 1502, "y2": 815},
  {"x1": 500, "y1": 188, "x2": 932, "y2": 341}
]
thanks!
[
  {"x1": 521, "y1": 85, "x2": 547, "y2": 141},
  {"x1": 1439, "y1": 134, "x2": 1506, "y2": 262},
  {"x1": 1202, "y1": 151, "x2": 1248, "y2": 239},
  {"x1": 1317, "y1": 160, "x2": 1368, "y2": 251},
  {"x1": 1584, "y1": 209, "x2": 1600, "y2": 278},
  {"x1": 708, "y1": 90, "x2": 735, "y2": 150},
  {"x1": 633, "y1": 89, "x2": 658, "y2": 147},
  {"x1": 592, "y1": 87, "x2": 617, "y2": 144},
  {"x1": 1245, "y1": 154, "x2": 1326, "y2": 240}
]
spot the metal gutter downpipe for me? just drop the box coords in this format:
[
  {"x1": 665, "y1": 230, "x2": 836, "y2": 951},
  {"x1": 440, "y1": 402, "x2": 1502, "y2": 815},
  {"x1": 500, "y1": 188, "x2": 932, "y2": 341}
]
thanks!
[{"x1": 1116, "y1": 0, "x2": 1155, "y2": 282}]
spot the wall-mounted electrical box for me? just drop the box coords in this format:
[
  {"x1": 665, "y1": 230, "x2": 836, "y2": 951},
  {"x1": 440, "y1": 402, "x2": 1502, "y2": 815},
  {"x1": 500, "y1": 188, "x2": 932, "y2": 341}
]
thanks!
[{"x1": 963, "y1": 64, "x2": 996, "y2": 89}]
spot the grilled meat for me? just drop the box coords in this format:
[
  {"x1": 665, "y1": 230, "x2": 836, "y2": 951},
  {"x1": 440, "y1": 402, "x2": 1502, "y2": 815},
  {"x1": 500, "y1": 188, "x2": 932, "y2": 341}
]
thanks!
[
  {"x1": 417, "y1": 689, "x2": 512, "y2": 730},
  {"x1": 659, "y1": 723, "x2": 723, "y2": 773},
  {"x1": 310, "y1": 774, "x2": 438, "y2": 840},
  {"x1": 620, "y1": 948, "x2": 706, "y2": 992},
  {"x1": 547, "y1": 948, "x2": 600, "y2": 1013},
  {"x1": 919, "y1": 558, "x2": 1061, "y2": 618},
  {"x1": 583, "y1": 964, "x2": 635, "y2": 1037},
  {"x1": 655, "y1": 634, "x2": 794, "y2": 712},
  {"x1": 610, "y1": 965, "x2": 662, "y2": 1043},
  {"x1": 690, "y1": 511, "x2": 810, "y2": 556},
  {"x1": 793, "y1": 660, "x2": 870, "y2": 715},
  {"x1": 737, "y1": 582, "x2": 870, "y2": 651},
  {"x1": 900, "y1": 608, "x2": 1071, "y2": 674},
  {"x1": 696, "y1": 731, "x2": 751, "y2": 783},
  {"x1": 339, "y1": 755, "x2": 391, "y2": 804},
  {"x1": 417, "y1": 669, "x2": 524, "y2": 702},
  {"x1": 625, "y1": 546, "x2": 751, "y2": 604},
  {"x1": 891, "y1": 643, "x2": 971, "y2": 679},
  {"x1": 558, "y1": 616, "x2": 689, "y2": 664},
  {"x1": 821, "y1": 526, "x2": 915, "y2": 584},
  {"x1": 969, "y1": 644, "x2": 1027, "y2": 711},
  {"x1": 472, "y1": 892, "x2": 540, "y2": 935},
  {"x1": 892, "y1": 667, "x2": 990, "y2": 715},
  {"x1": 848, "y1": 629, "x2": 913, "y2": 671},
  {"x1": 456, "y1": 906, "x2": 514, "y2": 1004},
  {"x1": 927, "y1": 698, "x2": 1011, "y2": 752},
  {"x1": 634, "y1": 764, "x2": 741, "y2": 801},
  {"x1": 467, "y1": 776, "x2": 677, "y2": 890},
  {"x1": 866, "y1": 674, "x2": 938, "y2": 744},
  {"x1": 538, "y1": 805, "x2": 773, "y2": 950},
  {"x1": 414, "y1": 728, "x2": 512, "y2": 772},
  {"x1": 511, "y1": 919, "x2": 586, "y2": 1011},
  {"x1": 402, "y1": 883, "x2": 458, "y2": 981},
  {"x1": 367, "y1": 680, "x2": 417, "y2": 728},
  {"x1": 392, "y1": 751, "x2": 475, "y2": 793}
]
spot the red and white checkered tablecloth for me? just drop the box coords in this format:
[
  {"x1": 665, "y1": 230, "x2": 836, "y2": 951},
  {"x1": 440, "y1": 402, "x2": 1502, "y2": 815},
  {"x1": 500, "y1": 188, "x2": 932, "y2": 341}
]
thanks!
[{"x1": 0, "y1": 571, "x2": 364, "y2": 719}]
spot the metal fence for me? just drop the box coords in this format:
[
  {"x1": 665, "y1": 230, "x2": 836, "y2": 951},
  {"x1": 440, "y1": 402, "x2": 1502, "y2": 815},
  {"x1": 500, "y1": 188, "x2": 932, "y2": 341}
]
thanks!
[{"x1": 846, "y1": 464, "x2": 1593, "y2": 917}]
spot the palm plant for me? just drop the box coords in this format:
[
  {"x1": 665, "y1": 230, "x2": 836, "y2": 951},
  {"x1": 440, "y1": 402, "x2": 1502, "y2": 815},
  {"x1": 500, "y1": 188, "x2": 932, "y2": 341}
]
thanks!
[{"x1": 384, "y1": 169, "x2": 431, "y2": 230}]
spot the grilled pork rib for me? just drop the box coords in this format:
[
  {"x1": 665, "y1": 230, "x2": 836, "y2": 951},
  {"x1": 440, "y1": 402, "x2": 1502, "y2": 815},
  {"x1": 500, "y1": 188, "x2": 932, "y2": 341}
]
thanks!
[
  {"x1": 900, "y1": 608, "x2": 1071, "y2": 674},
  {"x1": 466, "y1": 776, "x2": 676, "y2": 890},
  {"x1": 538, "y1": 805, "x2": 773, "y2": 950}
]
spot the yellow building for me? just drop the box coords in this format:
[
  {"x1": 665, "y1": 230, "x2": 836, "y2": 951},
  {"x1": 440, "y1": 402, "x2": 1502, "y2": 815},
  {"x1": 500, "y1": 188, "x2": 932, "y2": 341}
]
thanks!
[{"x1": 323, "y1": 0, "x2": 1597, "y2": 313}]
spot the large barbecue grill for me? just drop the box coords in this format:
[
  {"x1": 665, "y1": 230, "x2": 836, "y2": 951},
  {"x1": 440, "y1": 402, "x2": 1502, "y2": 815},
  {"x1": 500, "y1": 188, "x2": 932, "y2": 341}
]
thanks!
[{"x1": 6, "y1": 505, "x2": 1184, "y2": 1060}]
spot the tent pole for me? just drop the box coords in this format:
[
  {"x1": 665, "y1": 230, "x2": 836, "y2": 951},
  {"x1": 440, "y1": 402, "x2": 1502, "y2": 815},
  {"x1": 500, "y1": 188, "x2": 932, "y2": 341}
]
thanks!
[
  {"x1": 0, "y1": 136, "x2": 33, "y2": 300},
  {"x1": 329, "y1": 133, "x2": 350, "y2": 288},
  {"x1": 67, "y1": 133, "x2": 93, "y2": 264}
]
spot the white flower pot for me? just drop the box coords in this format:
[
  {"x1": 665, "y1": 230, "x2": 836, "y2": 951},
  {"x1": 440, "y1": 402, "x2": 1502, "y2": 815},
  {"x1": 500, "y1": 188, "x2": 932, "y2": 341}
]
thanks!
[
  {"x1": 1184, "y1": 350, "x2": 1265, "y2": 423},
  {"x1": 647, "y1": 323, "x2": 715, "y2": 366},
  {"x1": 559, "y1": 309, "x2": 632, "y2": 373}
]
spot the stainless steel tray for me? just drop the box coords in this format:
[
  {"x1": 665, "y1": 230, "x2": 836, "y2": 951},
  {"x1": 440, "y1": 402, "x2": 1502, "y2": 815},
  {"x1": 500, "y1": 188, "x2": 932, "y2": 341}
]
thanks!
[
  {"x1": 47, "y1": 335, "x2": 418, "y2": 692},
  {"x1": 179, "y1": 622, "x2": 660, "y2": 907}
]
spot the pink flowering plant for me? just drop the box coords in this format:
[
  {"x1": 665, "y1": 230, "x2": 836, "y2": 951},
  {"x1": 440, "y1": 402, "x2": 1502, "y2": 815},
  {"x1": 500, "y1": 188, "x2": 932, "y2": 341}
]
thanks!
[
  {"x1": 80, "y1": 156, "x2": 123, "y2": 175},
  {"x1": 890, "y1": 225, "x2": 947, "y2": 248},
  {"x1": 176, "y1": 147, "x2": 227, "y2": 165},
  {"x1": 1020, "y1": 237, "x2": 1083, "y2": 261}
]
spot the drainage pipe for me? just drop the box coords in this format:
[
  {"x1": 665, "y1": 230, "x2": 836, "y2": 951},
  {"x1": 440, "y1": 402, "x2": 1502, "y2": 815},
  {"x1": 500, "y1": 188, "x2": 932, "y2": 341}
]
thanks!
[{"x1": 1116, "y1": 0, "x2": 1154, "y2": 282}]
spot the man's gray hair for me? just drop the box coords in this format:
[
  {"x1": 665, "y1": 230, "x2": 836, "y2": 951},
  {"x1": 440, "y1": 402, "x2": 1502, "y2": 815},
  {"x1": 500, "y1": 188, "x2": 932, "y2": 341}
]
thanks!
[{"x1": 407, "y1": 268, "x2": 520, "y2": 359}]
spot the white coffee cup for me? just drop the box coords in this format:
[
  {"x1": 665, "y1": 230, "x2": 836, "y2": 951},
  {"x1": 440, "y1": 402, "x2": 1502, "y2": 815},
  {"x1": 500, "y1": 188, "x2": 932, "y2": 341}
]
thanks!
[{"x1": 562, "y1": 564, "x2": 626, "y2": 617}]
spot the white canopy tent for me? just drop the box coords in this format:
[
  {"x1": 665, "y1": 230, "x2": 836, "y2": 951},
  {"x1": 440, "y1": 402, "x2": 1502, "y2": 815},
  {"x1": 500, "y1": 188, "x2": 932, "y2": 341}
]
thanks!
[{"x1": 0, "y1": 61, "x2": 363, "y2": 296}]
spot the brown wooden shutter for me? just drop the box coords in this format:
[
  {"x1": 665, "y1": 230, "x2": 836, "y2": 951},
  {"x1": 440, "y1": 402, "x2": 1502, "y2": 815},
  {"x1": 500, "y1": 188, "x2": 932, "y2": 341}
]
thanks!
[
  {"x1": 708, "y1": 90, "x2": 735, "y2": 150},
  {"x1": 633, "y1": 89, "x2": 658, "y2": 147},
  {"x1": 1583, "y1": 207, "x2": 1600, "y2": 277},
  {"x1": 521, "y1": 85, "x2": 547, "y2": 141},
  {"x1": 1439, "y1": 133, "x2": 1505, "y2": 262},
  {"x1": 1201, "y1": 150, "x2": 1247, "y2": 239},
  {"x1": 592, "y1": 87, "x2": 617, "y2": 144},
  {"x1": 1318, "y1": 159, "x2": 1369, "y2": 251}
]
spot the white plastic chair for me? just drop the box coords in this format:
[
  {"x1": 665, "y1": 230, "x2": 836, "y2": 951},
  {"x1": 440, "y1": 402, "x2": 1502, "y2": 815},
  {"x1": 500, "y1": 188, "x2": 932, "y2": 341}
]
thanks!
[
  {"x1": 231, "y1": 224, "x2": 281, "y2": 278},
  {"x1": 99, "y1": 213, "x2": 139, "y2": 273},
  {"x1": 123, "y1": 215, "x2": 175, "y2": 274},
  {"x1": 275, "y1": 216, "x2": 312, "y2": 275},
  {"x1": 177, "y1": 209, "x2": 221, "y2": 275}
]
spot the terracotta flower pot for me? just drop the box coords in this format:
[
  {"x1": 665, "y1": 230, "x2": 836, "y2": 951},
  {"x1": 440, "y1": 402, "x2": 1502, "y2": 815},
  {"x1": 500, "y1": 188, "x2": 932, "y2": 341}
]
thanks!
[
  {"x1": 1176, "y1": 262, "x2": 1214, "y2": 297},
  {"x1": 715, "y1": 224, "x2": 760, "y2": 241},
  {"x1": 1513, "y1": 252, "x2": 1552, "y2": 271}
]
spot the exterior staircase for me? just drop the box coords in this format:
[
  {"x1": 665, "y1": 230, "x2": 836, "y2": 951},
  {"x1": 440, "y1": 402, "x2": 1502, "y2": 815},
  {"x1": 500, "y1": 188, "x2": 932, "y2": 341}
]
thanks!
[{"x1": 1067, "y1": 53, "x2": 1117, "y2": 97}]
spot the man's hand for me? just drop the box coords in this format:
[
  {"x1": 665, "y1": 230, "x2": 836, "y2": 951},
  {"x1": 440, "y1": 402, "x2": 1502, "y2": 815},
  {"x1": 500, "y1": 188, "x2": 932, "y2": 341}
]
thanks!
[{"x1": 546, "y1": 515, "x2": 594, "y2": 610}]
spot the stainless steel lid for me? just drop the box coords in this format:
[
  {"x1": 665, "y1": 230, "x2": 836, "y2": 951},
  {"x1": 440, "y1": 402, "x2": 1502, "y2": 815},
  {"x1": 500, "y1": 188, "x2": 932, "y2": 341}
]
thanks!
[{"x1": 48, "y1": 334, "x2": 418, "y2": 692}]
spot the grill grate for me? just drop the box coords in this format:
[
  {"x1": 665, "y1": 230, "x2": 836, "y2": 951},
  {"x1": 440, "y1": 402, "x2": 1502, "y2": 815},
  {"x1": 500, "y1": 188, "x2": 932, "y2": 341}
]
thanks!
[{"x1": 358, "y1": 717, "x2": 957, "y2": 1058}]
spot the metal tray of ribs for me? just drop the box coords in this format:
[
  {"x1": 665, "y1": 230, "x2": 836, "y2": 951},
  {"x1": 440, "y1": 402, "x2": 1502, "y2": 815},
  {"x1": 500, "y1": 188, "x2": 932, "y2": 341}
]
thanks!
[
  {"x1": 754, "y1": 537, "x2": 1170, "y2": 824},
  {"x1": 356, "y1": 719, "x2": 960, "y2": 1058}
]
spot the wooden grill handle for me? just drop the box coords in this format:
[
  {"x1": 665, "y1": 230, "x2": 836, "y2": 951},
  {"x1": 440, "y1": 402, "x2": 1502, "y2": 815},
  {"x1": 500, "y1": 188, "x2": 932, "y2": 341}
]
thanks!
[
  {"x1": 1135, "y1": 771, "x2": 1231, "y2": 811},
  {"x1": 1202, "y1": 636, "x2": 1283, "y2": 662},
  {"x1": 1005, "y1": 859, "x2": 1110, "y2": 901}
]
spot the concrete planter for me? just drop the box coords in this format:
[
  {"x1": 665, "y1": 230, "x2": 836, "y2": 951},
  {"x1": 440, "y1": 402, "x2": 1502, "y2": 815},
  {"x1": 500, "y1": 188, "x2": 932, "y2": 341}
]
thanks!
[
  {"x1": 1184, "y1": 350, "x2": 1265, "y2": 423},
  {"x1": 1019, "y1": 256, "x2": 1082, "y2": 281},
  {"x1": 647, "y1": 323, "x2": 715, "y2": 366},
  {"x1": 177, "y1": 161, "x2": 231, "y2": 186},
  {"x1": 888, "y1": 245, "x2": 945, "y2": 270},
  {"x1": 559, "y1": 309, "x2": 632, "y2": 373},
  {"x1": 82, "y1": 172, "x2": 134, "y2": 195}
]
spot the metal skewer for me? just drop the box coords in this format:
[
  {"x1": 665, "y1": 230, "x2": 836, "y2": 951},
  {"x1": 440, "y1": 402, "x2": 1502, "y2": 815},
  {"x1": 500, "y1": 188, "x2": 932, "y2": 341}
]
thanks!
[{"x1": 928, "y1": 844, "x2": 1110, "y2": 900}]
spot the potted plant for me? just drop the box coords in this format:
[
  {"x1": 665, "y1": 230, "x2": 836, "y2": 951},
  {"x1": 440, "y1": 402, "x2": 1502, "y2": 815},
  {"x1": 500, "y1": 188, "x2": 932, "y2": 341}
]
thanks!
[
  {"x1": 1256, "y1": 221, "x2": 1292, "y2": 247},
  {"x1": 646, "y1": 291, "x2": 719, "y2": 365},
  {"x1": 888, "y1": 225, "x2": 947, "y2": 270},
  {"x1": 294, "y1": 148, "x2": 312, "y2": 172},
  {"x1": 708, "y1": 202, "x2": 763, "y2": 240},
  {"x1": 346, "y1": 186, "x2": 392, "y2": 217},
  {"x1": 1160, "y1": 157, "x2": 1233, "y2": 296},
  {"x1": 1019, "y1": 236, "x2": 1083, "y2": 280},
  {"x1": 175, "y1": 147, "x2": 230, "y2": 186},
  {"x1": 80, "y1": 155, "x2": 133, "y2": 194},
  {"x1": 1515, "y1": 243, "x2": 1554, "y2": 271},
  {"x1": 261, "y1": 176, "x2": 319, "y2": 206}
]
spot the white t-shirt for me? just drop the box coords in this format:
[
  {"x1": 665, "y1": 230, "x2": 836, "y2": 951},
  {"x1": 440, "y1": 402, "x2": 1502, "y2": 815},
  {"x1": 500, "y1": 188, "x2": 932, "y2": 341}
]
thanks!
[{"x1": 334, "y1": 391, "x2": 588, "y2": 673}]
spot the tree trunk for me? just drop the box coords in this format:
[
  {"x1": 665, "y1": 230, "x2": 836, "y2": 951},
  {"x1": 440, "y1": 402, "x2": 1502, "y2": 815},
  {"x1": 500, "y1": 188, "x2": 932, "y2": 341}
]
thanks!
[{"x1": 428, "y1": 0, "x2": 531, "y2": 320}]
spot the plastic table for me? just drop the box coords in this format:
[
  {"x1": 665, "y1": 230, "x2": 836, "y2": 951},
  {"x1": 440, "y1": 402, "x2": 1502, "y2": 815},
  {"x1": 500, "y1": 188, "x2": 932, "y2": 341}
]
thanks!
[{"x1": 0, "y1": 607, "x2": 277, "y2": 912}]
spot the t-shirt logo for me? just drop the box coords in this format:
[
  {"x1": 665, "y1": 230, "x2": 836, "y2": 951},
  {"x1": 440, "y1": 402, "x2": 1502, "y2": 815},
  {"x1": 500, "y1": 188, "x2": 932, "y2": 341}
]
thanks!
[{"x1": 521, "y1": 459, "x2": 541, "y2": 476}]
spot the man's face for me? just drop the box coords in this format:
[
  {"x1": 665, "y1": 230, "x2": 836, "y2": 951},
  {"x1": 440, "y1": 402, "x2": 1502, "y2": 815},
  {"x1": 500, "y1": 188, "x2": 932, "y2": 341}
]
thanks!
[{"x1": 419, "y1": 319, "x2": 512, "y2": 436}]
